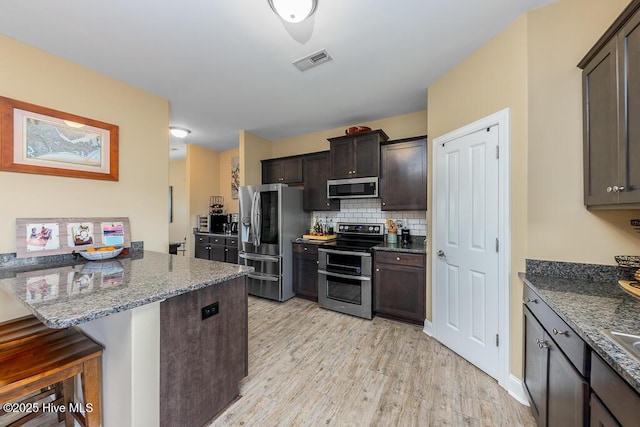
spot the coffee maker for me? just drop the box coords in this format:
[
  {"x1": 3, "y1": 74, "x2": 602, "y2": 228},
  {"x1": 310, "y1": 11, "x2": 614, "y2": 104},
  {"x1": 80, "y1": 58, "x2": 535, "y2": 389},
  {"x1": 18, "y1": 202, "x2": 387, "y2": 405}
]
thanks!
[{"x1": 401, "y1": 228, "x2": 411, "y2": 246}]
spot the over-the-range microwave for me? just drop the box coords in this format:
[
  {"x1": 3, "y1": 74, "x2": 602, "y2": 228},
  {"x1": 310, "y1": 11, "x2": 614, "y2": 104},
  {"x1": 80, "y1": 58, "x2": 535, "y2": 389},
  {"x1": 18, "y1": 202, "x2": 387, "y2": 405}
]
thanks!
[{"x1": 327, "y1": 177, "x2": 378, "y2": 199}]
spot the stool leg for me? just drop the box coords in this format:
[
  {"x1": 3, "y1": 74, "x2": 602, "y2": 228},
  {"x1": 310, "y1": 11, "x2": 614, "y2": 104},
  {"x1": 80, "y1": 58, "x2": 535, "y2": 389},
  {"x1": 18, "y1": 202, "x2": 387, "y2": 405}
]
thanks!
[
  {"x1": 63, "y1": 376, "x2": 75, "y2": 427},
  {"x1": 55, "y1": 382, "x2": 64, "y2": 422},
  {"x1": 82, "y1": 356, "x2": 101, "y2": 426}
]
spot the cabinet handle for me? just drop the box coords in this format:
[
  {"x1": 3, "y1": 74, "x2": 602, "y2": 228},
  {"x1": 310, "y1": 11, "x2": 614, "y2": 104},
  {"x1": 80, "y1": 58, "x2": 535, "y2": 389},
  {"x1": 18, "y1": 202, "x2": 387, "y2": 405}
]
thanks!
[
  {"x1": 327, "y1": 203, "x2": 330, "y2": 206},
  {"x1": 376, "y1": 268, "x2": 380, "y2": 272},
  {"x1": 613, "y1": 185, "x2": 625, "y2": 192},
  {"x1": 552, "y1": 328, "x2": 568, "y2": 336},
  {"x1": 382, "y1": 202, "x2": 386, "y2": 206},
  {"x1": 525, "y1": 297, "x2": 538, "y2": 304},
  {"x1": 537, "y1": 340, "x2": 549, "y2": 349},
  {"x1": 304, "y1": 247, "x2": 308, "y2": 251},
  {"x1": 225, "y1": 248, "x2": 228, "y2": 252},
  {"x1": 607, "y1": 186, "x2": 613, "y2": 193},
  {"x1": 396, "y1": 257, "x2": 400, "y2": 261}
]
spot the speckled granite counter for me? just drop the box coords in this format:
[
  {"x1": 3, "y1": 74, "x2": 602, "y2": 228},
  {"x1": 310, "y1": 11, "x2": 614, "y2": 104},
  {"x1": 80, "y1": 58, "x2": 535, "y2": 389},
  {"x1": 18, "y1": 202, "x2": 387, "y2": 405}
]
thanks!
[
  {"x1": 519, "y1": 271, "x2": 640, "y2": 394},
  {"x1": 373, "y1": 238, "x2": 427, "y2": 254},
  {"x1": 0, "y1": 250, "x2": 252, "y2": 328}
]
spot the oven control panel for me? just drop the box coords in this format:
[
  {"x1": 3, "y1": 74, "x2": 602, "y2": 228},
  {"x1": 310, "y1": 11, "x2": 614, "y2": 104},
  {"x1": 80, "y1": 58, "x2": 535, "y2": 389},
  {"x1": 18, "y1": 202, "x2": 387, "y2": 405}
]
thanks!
[{"x1": 336, "y1": 223, "x2": 384, "y2": 235}]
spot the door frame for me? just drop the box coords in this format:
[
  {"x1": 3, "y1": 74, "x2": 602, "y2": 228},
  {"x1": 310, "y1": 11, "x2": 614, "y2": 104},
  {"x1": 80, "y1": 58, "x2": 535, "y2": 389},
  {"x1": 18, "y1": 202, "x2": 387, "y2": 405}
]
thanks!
[{"x1": 431, "y1": 108, "x2": 512, "y2": 393}]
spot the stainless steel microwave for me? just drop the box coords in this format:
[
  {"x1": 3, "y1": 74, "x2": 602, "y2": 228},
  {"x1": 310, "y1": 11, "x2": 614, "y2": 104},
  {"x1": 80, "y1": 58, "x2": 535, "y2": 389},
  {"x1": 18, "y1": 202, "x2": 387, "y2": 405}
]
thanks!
[{"x1": 327, "y1": 177, "x2": 378, "y2": 199}]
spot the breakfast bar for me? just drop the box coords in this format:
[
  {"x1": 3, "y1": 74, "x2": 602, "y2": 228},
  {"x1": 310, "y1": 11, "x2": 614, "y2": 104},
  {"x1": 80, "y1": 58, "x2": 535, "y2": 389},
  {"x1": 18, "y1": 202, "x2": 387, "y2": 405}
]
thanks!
[{"x1": 0, "y1": 251, "x2": 252, "y2": 426}]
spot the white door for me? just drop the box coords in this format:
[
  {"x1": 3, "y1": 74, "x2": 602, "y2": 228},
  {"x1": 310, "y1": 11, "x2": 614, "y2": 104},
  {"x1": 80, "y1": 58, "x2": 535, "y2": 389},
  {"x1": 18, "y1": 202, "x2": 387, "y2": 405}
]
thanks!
[{"x1": 434, "y1": 125, "x2": 500, "y2": 379}]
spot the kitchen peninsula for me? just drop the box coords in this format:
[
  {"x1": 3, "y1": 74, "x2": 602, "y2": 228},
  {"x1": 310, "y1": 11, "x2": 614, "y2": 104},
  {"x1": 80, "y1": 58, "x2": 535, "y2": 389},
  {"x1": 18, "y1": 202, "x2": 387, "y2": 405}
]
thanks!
[{"x1": 0, "y1": 250, "x2": 252, "y2": 427}]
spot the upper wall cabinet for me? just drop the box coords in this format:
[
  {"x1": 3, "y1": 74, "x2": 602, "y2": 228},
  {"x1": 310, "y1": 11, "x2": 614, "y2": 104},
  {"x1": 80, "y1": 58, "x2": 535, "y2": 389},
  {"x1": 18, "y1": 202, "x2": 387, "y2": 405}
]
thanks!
[
  {"x1": 328, "y1": 129, "x2": 389, "y2": 179},
  {"x1": 303, "y1": 151, "x2": 340, "y2": 211},
  {"x1": 380, "y1": 137, "x2": 427, "y2": 211},
  {"x1": 261, "y1": 156, "x2": 303, "y2": 185},
  {"x1": 579, "y1": 0, "x2": 640, "y2": 207}
]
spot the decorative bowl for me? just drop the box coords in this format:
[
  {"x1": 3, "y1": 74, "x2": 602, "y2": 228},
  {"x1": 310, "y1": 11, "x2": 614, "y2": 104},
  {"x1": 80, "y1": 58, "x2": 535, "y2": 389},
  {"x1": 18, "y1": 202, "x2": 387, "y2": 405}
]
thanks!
[
  {"x1": 79, "y1": 247, "x2": 124, "y2": 260},
  {"x1": 345, "y1": 126, "x2": 372, "y2": 135}
]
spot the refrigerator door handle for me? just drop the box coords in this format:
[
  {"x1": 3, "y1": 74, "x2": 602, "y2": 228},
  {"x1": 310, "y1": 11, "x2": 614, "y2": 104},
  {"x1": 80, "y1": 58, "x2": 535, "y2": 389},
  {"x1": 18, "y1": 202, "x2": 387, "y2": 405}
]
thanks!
[
  {"x1": 247, "y1": 273, "x2": 280, "y2": 282},
  {"x1": 239, "y1": 252, "x2": 279, "y2": 262}
]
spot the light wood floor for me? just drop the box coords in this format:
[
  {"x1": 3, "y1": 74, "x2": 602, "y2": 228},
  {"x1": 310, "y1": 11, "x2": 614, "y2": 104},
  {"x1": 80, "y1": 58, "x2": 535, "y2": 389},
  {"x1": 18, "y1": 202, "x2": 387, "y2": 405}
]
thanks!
[{"x1": 209, "y1": 296, "x2": 536, "y2": 427}]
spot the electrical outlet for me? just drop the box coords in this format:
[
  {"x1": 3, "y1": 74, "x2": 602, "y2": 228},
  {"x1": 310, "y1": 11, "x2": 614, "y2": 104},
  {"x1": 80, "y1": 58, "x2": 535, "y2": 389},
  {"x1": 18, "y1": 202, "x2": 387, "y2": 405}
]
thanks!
[{"x1": 201, "y1": 302, "x2": 219, "y2": 320}]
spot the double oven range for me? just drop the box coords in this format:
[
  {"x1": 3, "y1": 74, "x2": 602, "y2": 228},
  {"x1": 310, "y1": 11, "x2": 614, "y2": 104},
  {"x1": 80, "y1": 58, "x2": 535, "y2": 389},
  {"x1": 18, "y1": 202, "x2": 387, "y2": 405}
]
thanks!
[{"x1": 317, "y1": 223, "x2": 384, "y2": 319}]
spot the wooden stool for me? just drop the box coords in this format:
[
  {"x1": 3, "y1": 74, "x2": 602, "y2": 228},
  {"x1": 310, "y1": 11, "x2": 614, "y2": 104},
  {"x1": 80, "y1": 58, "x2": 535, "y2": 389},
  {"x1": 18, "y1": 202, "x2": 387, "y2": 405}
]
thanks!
[{"x1": 0, "y1": 325, "x2": 103, "y2": 426}]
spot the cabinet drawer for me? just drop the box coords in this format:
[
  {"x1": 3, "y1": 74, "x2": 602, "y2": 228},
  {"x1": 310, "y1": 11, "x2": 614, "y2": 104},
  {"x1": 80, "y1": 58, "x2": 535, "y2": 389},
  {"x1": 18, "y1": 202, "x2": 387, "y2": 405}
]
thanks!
[
  {"x1": 523, "y1": 285, "x2": 589, "y2": 376},
  {"x1": 225, "y1": 237, "x2": 238, "y2": 247},
  {"x1": 195, "y1": 235, "x2": 210, "y2": 244},
  {"x1": 293, "y1": 243, "x2": 318, "y2": 256},
  {"x1": 210, "y1": 236, "x2": 225, "y2": 246},
  {"x1": 375, "y1": 251, "x2": 424, "y2": 267},
  {"x1": 591, "y1": 353, "x2": 640, "y2": 427}
]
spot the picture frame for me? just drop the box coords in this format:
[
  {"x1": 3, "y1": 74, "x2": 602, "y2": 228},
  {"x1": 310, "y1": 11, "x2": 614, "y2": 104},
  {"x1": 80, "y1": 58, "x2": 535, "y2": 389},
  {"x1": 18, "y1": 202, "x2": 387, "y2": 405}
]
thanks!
[{"x1": 0, "y1": 96, "x2": 119, "y2": 181}]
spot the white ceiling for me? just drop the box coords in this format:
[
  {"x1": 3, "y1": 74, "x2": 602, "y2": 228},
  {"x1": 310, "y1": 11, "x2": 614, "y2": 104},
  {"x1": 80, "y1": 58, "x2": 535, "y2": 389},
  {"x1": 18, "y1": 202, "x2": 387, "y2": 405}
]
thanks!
[{"x1": 0, "y1": 0, "x2": 554, "y2": 159}]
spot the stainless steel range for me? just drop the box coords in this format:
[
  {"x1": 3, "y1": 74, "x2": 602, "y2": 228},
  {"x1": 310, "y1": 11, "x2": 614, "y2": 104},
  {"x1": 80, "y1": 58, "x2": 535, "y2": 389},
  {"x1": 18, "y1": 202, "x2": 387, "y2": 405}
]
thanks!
[{"x1": 317, "y1": 223, "x2": 384, "y2": 319}]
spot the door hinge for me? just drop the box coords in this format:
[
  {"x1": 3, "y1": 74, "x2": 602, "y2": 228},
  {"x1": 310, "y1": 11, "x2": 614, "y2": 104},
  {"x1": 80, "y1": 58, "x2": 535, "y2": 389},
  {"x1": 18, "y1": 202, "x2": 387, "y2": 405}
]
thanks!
[
  {"x1": 496, "y1": 145, "x2": 499, "y2": 159},
  {"x1": 496, "y1": 334, "x2": 499, "y2": 347},
  {"x1": 495, "y1": 238, "x2": 499, "y2": 252}
]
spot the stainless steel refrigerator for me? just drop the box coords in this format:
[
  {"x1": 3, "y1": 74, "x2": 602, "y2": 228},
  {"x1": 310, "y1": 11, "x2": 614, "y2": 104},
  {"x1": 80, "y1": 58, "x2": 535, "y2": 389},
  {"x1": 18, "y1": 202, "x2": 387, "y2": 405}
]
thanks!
[{"x1": 238, "y1": 184, "x2": 309, "y2": 301}]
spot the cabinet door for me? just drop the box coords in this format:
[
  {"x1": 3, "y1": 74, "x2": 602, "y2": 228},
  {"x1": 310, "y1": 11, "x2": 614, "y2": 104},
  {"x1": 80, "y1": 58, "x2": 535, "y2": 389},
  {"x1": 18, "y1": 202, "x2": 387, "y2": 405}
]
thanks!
[
  {"x1": 380, "y1": 138, "x2": 427, "y2": 210},
  {"x1": 303, "y1": 152, "x2": 340, "y2": 211},
  {"x1": 292, "y1": 252, "x2": 318, "y2": 300},
  {"x1": 225, "y1": 246, "x2": 238, "y2": 264},
  {"x1": 262, "y1": 160, "x2": 282, "y2": 184},
  {"x1": 373, "y1": 256, "x2": 425, "y2": 324},
  {"x1": 583, "y1": 38, "x2": 619, "y2": 206},
  {"x1": 329, "y1": 139, "x2": 353, "y2": 179},
  {"x1": 618, "y1": 11, "x2": 640, "y2": 204},
  {"x1": 353, "y1": 134, "x2": 380, "y2": 178},
  {"x1": 281, "y1": 158, "x2": 303, "y2": 184},
  {"x1": 590, "y1": 394, "x2": 620, "y2": 427},
  {"x1": 210, "y1": 245, "x2": 226, "y2": 262},
  {"x1": 195, "y1": 242, "x2": 210, "y2": 260},
  {"x1": 523, "y1": 308, "x2": 548, "y2": 427},
  {"x1": 547, "y1": 339, "x2": 589, "y2": 427}
]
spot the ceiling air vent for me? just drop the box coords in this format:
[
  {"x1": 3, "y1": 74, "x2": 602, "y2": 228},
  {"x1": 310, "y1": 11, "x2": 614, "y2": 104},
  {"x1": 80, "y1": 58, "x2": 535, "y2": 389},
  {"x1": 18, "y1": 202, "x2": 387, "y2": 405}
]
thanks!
[{"x1": 293, "y1": 49, "x2": 333, "y2": 71}]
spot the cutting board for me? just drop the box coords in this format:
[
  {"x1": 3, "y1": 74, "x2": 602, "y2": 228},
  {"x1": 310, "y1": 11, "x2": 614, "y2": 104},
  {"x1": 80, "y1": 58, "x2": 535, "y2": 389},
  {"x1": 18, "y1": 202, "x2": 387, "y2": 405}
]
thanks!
[
  {"x1": 618, "y1": 280, "x2": 640, "y2": 298},
  {"x1": 302, "y1": 234, "x2": 337, "y2": 241}
]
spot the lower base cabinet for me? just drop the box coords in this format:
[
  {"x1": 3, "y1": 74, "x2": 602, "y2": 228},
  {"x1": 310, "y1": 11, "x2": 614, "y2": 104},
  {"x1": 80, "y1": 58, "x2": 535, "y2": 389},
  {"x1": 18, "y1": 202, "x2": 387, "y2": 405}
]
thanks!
[
  {"x1": 292, "y1": 242, "x2": 318, "y2": 300},
  {"x1": 195, "y1": 234, "x2": 238, "y2": 264},
  {"x1": 373, "y1": 251, "x2": 425, "y2": 324},
  {"x1": 590, "y1": 352, "x2": 640, "y2": 427},
  {"x1": 160, "y1": 276, "x2": 248, "y2": 426}
]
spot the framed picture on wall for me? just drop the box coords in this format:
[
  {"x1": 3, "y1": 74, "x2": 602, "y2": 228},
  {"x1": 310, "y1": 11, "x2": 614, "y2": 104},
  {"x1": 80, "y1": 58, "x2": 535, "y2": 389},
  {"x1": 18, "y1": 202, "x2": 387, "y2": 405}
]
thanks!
[
  {"x1": 231, "y1": 156, "x2": 239, "y2": 199},
  {"x1": 0, "y1": 96, "x2": 119, "y2": 181}
]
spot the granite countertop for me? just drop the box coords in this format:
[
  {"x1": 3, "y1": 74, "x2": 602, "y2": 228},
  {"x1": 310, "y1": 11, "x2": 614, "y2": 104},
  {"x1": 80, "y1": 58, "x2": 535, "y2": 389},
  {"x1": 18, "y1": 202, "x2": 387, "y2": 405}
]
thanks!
[
  {"x1": 373, "y1": 239, "x2": 427, "y2": 254},
  {"x1": 519, "y1": 272, "x2": 640, "y2": 394},
  {"x1": 0, "y1": 251, "x2": 252, "y2": 329}
]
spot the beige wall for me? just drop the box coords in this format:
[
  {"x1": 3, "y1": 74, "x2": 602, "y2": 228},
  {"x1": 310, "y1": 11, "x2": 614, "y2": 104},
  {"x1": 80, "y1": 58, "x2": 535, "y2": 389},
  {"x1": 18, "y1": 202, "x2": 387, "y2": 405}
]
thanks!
[
  {"x1": 427, "y1": 14, "x2": 529, "y2": 377},
  {"x1": 271, "y1": 110, "x2": 428, "y2": 158},
  {"x1": 0, "y1": 35, "x2": 169, "y2": 320},
  {"x1": 240, "y1": 131, "x2": 273, "y2": 186},
  {"x1": 527, "y1": 0, "x2": 634, "y2": 264},
  {"x1": 169, "y1": 159, "x2": 188, "y2": 243}
]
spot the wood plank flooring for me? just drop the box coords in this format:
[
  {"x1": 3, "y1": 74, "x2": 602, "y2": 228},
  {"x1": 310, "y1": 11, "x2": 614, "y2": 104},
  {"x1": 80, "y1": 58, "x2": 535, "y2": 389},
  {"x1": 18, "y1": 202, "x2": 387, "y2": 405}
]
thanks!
[{"x1": 209, "y1": 296, "x2": 536, "y2": 427}]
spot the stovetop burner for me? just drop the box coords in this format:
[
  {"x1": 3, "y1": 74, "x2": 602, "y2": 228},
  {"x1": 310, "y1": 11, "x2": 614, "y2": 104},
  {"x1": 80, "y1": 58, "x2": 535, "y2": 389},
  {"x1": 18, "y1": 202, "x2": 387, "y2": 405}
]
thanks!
[{"x1": 319, "y1": 222, "x2": 384, "y2": 252}]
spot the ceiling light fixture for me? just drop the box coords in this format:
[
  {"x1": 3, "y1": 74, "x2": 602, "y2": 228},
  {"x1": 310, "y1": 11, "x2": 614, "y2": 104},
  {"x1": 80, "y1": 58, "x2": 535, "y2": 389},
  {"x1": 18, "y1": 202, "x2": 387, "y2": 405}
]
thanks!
[
  {"x1": 268, "y1": 0, "x2": 317, "y2": 23},
  {"x1": 169, "y1": 126, "x2": 191, "y2": 138}
]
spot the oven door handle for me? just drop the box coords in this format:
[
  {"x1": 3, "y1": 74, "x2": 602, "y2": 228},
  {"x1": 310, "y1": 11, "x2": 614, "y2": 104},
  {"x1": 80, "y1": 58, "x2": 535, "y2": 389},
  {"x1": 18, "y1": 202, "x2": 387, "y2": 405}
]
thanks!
[
  {"x1": 318, "y1": 270, "x2": 371, "y2": 281},
  {"x1": 317, "y1": 248, "x2": 372, "y2": 258}
]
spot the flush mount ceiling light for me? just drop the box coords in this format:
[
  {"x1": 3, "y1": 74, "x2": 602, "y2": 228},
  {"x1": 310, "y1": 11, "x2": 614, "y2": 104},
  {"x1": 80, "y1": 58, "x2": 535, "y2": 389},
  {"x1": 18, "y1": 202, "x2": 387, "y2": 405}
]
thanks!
[
  {"x1": 268, "y1": 0, "x2": 317, "y2": 23},
  {"x1": 169, "y1": 126, "x2": 191, "y2": 138}
]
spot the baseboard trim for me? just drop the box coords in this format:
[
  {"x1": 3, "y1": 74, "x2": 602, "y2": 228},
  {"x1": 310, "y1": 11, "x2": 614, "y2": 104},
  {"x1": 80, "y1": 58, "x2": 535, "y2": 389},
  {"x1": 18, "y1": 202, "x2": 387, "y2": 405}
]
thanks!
[
  {"x1": 505, "y1": 374, "x2": 529, "y2": 406},
  {"x1": 422, "y1": 319, "x2": 434, "y2": 337}
]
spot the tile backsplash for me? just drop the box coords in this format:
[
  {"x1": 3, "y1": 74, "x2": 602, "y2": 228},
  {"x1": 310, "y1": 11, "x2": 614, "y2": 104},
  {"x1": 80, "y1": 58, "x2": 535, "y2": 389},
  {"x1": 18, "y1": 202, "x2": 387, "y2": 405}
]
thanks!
[{"x1": 312, "y1": 199, "x2": 427, "y2": 236}]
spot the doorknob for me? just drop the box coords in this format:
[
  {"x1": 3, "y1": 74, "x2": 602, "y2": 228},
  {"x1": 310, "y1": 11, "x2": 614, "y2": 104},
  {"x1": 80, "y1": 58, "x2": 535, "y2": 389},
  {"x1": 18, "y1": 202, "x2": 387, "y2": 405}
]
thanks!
[{"x1": 437, "y1": 250, "x2": 445, "y2": 258}]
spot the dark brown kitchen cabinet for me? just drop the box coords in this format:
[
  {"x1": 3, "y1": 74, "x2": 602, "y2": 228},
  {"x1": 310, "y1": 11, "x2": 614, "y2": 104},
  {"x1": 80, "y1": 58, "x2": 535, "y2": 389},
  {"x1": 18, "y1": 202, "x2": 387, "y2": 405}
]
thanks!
[
  {"x1": 590, "y1": 394, "x2": 620, "y2": 427},
  {"x1": 380, "y1": 136, "x2": 427, "y2": 211},
  {"x1": 292, "y1": 242, "x2": 318, "y2": 300},
  {"x1": 579, "y1": 1, "x2": 640, "y2": 207},
  {"x1": 328, "y1": 129, "x2": 389, "y2": 179},
  {"x1": 194, "y1": 234, "x2": 238, "y2": 264},
  {"x1": 373, "y1": 251, "x2": 425, "y2": 324},
  {"x1": 590, "y1": 352, "x2": 640, "y2": 427},
  {"x1": 261, "y1": 156, "x2": 303, "y2": 184},
  {"x1": 302, "y1": 151, "x2": 340, "y2": 211},
  {"x1": 523, "y1": 283, "x2": 589, "y2": 427}
]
